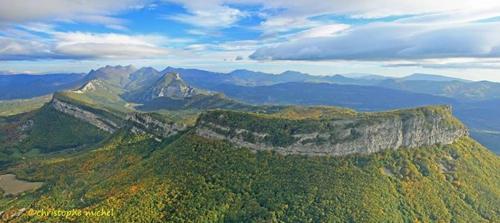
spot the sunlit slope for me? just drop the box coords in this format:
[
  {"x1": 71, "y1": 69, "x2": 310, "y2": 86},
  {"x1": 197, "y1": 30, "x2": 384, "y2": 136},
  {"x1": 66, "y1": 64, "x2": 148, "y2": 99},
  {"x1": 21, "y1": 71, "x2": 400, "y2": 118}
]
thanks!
[{"x1": 56, "y1": 80, "x2": 133, "y2": 115}]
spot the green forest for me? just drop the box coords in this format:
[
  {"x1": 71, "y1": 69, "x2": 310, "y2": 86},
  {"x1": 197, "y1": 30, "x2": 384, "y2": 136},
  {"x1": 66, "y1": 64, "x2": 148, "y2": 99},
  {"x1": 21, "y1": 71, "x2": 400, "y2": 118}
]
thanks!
[{"x1": 1, "y1": 126, "x2": 498, "y2": 222}]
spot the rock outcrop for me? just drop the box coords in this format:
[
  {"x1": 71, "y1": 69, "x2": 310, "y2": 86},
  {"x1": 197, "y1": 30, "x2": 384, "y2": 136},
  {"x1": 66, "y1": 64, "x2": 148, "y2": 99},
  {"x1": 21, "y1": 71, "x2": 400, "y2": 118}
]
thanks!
[
  {"x1": 140, "y1": 73, "x2": 203, "y2": 101},
  {"x1": 51, "y1": 96, "x2": 187, "y2": 139},
  {"x1": 195, "y1": 106, "x2": 469, "y2": 156},
  {"x1": 50, "y1": 98, "x2": 119, "y2": 133},
  {"x1": 126, "y1": 113, "x2": 186, "y2": 139},
  {"x1": 72, "y1": 79, "x2": 104, "y2": 94}
]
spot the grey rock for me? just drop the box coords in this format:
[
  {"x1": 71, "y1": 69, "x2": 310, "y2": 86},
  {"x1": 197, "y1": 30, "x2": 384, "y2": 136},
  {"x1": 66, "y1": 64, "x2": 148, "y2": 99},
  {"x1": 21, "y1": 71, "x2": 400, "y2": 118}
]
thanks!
[
  {"x1": 51, "y1": 97, "x2": 187, "y2": 138},
  {"x1": 126, "y1": 113, "x2": 186, "y2": 138},
  {"x1": 195, "y1": 106, "x2": 468, "y2": 156},
  {"x1": 51, "y1": 98, "x2": 119, "y2": 133},
  {"x1": 134, "y1": 72, "x2": 208, "y2": 102}
]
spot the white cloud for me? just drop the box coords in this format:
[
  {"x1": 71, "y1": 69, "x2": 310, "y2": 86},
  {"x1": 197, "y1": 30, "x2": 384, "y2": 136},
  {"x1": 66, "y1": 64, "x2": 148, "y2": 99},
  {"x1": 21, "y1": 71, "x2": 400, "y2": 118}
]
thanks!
[
  {"x1": 0, "y1": 36, "x2": 53, "y2": 60},
  {"x1": 259, "y1": 16, "x2": 314, "y2": 32},
  {"x1": 250, "y1": 22, "x2": 500, "y2": 61},
  {"x1": 241, "y1": 0, "x2": 500, "y2": 19},
  {"x1": 384, "y1": 58, "x2": 500, "y2": 70},
  {"x1": 164, "y1": 0, "x2": 500, "y2": 48},
  {"x1": 53, "y1": 32, "x2": 169, "y2": 59},
  {"x1": 165, "y1": 0, "x2": 246, "y2": 29},
  {"x1": 0, "y1": 0, "x2": 146, "y2": 29},
  {"x1": 169, "y1": 6, "x2": 245, "y2": 28},
  {"x1": 4, "y1": 1, "x2": 500, "y2": 31},
  {"x1": 0, "y1": 32, "x2": 169, "y2": 60},
  {"x1": 291, "y1": 24, "x2": 350, "y2": 39},
  {"x1": 184, "y1": 44, "x2": 208, "y2": 51},
  {"x1": 185, "y1": 40, "x2": 262, "y2": 52},
  {"x1": 167, "y1": 0, "x2": 500, "y2": 17},
  {"x1": 18, "y1": 23, "x2": 57, "y2": 34}
]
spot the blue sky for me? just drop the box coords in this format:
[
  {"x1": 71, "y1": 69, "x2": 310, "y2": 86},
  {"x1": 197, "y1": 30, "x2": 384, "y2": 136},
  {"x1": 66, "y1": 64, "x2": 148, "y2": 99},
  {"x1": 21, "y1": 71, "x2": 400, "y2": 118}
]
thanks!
[{"x1": 1, "y1": 0, "x2": 500, "y2": 81}]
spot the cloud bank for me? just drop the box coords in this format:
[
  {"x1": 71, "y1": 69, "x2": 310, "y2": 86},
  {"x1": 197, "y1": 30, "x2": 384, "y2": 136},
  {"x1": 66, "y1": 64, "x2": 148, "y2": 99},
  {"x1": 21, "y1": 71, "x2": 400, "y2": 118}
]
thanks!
[
  {"x1": 0, "y1": 32, "x2": 168, "y2": 60},
  {"x1": 250, "y1": 22, "x2": 500, "y2": 61},
  {"x1": 0, "y1": 0, "x2": 145, "y2": 29}
]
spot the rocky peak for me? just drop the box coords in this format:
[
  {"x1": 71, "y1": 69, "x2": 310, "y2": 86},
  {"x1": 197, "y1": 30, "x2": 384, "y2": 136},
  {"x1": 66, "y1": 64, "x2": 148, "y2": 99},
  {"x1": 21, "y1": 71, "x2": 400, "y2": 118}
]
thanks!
[{"x1": 149, "y1": 73, "x2": 201, "y2": 99}]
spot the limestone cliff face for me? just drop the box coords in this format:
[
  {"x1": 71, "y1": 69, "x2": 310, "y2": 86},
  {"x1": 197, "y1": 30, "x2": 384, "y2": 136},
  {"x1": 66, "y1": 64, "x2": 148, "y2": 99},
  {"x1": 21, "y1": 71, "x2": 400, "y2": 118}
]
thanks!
[
  {"x1": 195, "y1": 106, "x2": 469, "y2": 156},
  {"x1": 50, "y1": 96, "x2": 186, "y2": 139},
  {"x1": 126, "y1": 113, "x2": 186, "y2": 139},
  {"x1": 50, "y1": 98, "x2": 119, "y2": 133}
]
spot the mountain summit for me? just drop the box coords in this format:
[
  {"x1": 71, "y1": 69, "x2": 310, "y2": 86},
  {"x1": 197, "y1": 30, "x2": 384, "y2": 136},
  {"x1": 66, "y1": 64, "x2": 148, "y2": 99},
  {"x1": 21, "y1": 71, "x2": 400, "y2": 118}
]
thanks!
[
  {"x1": 139, "y1": 72, "x2": 203, "y2": 101},
  {"x1": 85, "y1": 65, "x2": 137, "y2": 87},
  {"x1": 123, "y1": 72, "x2": 247, "y2": 110}
]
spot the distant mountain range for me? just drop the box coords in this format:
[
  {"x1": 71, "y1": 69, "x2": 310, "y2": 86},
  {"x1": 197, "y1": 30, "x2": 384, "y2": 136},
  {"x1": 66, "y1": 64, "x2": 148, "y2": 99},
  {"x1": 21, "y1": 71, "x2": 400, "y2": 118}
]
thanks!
[
  {"x1": 162, "y1": 67, "x2": 500, "y2": 101},
  {"x1": 1, "y1": 65, "x2": 500, "y2": 153},
  {"x1": 0, "y1": 73, "x2": 85, "y2": 100},
  {"x1": 399, "y1": 73, "x2": 471, "y2": 82},
  {"x1": 1, "y1": 67, "x2": 497, "y2": 101},
  {"x1": 208, "y1": 82, "x2": 456, "y2": 111}
]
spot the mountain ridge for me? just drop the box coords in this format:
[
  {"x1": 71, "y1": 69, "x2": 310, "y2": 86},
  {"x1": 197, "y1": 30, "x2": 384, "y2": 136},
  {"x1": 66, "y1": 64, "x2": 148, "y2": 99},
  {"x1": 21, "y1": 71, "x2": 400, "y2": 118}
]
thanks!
[
  {"x1": 400, "y1": 73, "x2": 470, "y2": 82},
  {"x1": 196, "y1": 105, "x2": 468, "y2": 156},
  {"x1": 0, "y1": 101, "x2": 497, "y2": 222}
]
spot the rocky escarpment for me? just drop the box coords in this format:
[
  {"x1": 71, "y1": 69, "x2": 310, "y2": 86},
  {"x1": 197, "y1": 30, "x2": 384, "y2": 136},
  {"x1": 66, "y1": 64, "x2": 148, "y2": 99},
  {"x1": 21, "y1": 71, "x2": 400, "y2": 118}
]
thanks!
[
  {"x1": 50, "y1": 98, "x2": 120, "y2": 133},
  {"x1": 51, "y1": 96, "x2": 187, "y2": 139},
  {"x1": 127, "y1": 113, "x2": 187, "y2": 139},
  {"x1": 195, "y1": 106, "x2": 469, "y2": 156},
  {"x1": 71, "y1": 79, "x2": 111, "y2": 94}
]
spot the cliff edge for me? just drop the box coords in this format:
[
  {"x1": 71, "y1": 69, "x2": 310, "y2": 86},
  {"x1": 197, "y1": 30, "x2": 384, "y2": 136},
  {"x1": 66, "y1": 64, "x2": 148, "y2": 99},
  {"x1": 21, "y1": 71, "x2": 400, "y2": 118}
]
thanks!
[{"x1": 195, "y1": 105, "x2": 468, "y2": 156}]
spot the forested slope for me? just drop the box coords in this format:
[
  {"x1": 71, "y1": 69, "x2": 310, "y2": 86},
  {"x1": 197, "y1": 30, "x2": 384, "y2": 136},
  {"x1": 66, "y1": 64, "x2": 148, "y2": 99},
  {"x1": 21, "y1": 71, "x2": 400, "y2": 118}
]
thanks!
[{"x1": 1, "y1": 119, "x2": 498, "y2": 222}]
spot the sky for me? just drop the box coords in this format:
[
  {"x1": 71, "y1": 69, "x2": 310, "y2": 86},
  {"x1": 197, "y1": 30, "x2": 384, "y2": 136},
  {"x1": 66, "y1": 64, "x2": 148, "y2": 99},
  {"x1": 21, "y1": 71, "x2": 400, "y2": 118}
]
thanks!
[{"x1": 1, "y1": 0, "x2": 500, "y2": 81}]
